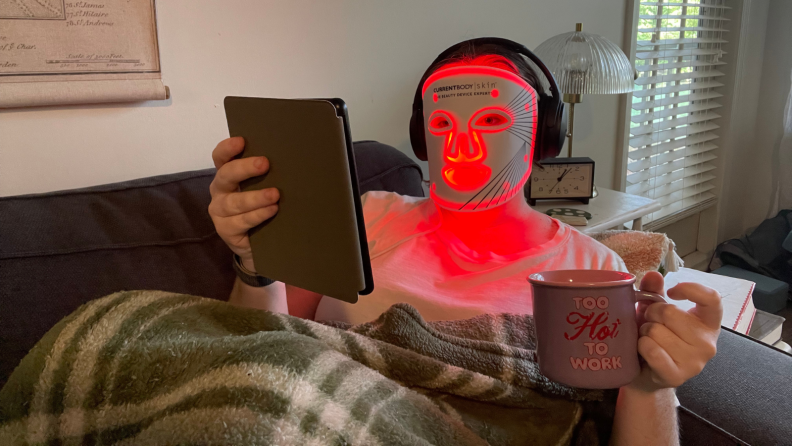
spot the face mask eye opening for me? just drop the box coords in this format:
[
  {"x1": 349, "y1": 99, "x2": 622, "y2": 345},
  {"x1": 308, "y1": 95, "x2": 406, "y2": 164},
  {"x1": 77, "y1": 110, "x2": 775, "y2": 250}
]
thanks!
[
  {"x1": 470, "y1": 108, "x2": 513, "y2": 133},
  {"x1": 477, "y1": 114, "x2": 506, "y2": 126},
  {"x1": 431, "y1": 116, "x2": 451, "y2": 129},
  {"x1": 427, "y1": 111, "x2": 454, "y2": 135}
]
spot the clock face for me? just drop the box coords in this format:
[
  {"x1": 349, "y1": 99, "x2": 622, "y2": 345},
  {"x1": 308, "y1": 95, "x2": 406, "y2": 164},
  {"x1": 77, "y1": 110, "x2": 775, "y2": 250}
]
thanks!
[{"x1": 529, "y1": 162, "x2": 594, "y2": 199}]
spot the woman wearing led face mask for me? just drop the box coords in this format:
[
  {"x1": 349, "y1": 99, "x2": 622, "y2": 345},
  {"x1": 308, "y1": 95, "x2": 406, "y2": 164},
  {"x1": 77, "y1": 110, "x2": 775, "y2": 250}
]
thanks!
[{"x1": 208, "y1": 42, "x2": 720, "y2": 445}]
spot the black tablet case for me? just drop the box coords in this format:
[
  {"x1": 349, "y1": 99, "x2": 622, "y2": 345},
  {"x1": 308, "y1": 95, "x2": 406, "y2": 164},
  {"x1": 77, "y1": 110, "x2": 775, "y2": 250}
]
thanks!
[{"x1": 224, "y1": 96, "x2": 372, "y2": 303}]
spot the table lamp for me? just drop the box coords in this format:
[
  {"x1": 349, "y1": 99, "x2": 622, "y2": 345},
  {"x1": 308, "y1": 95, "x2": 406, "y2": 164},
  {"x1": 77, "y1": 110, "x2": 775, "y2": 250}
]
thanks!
[{"x1": 534, "y1": 23, "x2": 634, "y2": 158}]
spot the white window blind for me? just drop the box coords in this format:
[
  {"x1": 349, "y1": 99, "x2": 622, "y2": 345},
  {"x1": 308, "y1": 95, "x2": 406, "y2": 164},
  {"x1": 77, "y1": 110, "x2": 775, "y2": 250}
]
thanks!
[{"x1": 629, "y1": 0, "x2": 729, "y2": 229}]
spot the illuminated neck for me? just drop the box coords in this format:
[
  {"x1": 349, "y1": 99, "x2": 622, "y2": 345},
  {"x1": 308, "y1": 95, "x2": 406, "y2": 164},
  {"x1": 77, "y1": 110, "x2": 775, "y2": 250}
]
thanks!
[{"x1": 436, "y1": 194, "x2": 555, "y2": 255}]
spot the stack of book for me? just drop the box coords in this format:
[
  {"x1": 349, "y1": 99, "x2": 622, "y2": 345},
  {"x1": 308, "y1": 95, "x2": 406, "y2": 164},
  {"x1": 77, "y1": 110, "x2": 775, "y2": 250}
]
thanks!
[{"x1": 748, "y1": 310, "x2": 786, "y2": 347}]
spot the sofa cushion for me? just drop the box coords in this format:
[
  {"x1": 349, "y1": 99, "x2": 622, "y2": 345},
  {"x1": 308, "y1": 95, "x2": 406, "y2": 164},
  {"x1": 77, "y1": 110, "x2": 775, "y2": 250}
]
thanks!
[
  {"x1": 0, "y1": 170, "x2": 232, "y2": 390},
  {"x1": 678, "y1": 407, "x2": 747, "y2": 446},
  {"x1": 0, "y1": 140, "x2": 423, "y2": 387},
  {"x1": 677, "y1": 327, "x2": 792, "y2": 445}
]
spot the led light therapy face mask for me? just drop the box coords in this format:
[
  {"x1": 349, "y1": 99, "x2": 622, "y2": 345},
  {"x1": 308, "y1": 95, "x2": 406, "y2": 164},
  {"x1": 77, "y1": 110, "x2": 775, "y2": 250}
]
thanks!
[{"x1": 422, "y1": 66, "x2": 538, "y2": 212}]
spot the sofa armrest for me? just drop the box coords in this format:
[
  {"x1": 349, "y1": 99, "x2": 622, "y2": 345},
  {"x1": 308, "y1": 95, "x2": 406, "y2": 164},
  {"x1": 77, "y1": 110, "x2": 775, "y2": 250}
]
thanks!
[{"x1": 676, "y1": 327, "x2": 792, "y2": 445}]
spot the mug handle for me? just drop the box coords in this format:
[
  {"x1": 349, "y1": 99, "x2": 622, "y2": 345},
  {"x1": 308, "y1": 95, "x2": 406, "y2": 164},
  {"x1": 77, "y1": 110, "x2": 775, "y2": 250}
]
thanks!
[{"x1": 633, "y1": 290, "x2": 666, "y2": 305}]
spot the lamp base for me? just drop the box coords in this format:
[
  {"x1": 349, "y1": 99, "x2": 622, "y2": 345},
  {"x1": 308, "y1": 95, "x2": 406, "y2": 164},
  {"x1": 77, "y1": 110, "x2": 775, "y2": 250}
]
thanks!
[{"x1": 563, "y1": 95, "x2": 581, "y2": 157}]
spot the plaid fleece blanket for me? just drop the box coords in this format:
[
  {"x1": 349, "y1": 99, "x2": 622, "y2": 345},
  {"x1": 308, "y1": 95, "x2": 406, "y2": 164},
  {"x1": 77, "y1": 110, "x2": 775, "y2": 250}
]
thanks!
[{"x1": 0, "y1": 291, "x2": 618, "y2": 445}]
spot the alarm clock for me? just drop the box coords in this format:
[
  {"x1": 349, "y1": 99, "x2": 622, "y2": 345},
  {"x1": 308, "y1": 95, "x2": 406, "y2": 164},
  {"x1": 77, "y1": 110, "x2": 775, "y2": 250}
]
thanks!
[{"x1": 525, "y1": 157, "x2": 595, "y2": 205}]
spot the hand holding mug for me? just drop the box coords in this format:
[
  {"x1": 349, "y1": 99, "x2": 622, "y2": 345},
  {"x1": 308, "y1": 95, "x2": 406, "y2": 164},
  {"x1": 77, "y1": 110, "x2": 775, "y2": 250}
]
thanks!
[
  {"x1": 528, "y1": 269, "x2": 721, "y2": 390},
  {"x1": 631, "y1": 271, "x2": 721, "y2": 392}
]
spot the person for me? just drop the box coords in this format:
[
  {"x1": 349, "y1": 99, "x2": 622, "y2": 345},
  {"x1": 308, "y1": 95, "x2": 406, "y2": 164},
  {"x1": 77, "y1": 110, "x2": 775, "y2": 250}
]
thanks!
[{"x1": 207, "y1": 40, "x2": 721, "y2": 445}]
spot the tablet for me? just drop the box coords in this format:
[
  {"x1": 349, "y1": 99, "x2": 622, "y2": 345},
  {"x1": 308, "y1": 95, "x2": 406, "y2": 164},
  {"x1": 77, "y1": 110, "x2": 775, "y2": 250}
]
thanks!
[{"x1": 224, "y1": 96, "x2": 373, "y2": 303}]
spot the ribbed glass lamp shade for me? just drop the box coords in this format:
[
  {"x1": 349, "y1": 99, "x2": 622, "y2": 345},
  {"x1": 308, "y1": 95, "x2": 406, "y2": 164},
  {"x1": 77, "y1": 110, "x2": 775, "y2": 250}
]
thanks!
[{"x1": 534, "y1": 29, "x2": 633, "y2": 95}]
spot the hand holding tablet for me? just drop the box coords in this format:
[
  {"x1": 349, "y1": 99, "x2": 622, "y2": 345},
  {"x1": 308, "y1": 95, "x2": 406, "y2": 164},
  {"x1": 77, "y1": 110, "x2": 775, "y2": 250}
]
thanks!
[{"x1": 223, "y1": 97, "x2": 374, "y2": 303}]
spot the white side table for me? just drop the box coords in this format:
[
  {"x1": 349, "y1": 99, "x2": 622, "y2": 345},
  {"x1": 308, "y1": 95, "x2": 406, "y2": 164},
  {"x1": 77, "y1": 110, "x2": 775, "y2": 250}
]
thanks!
[{"x1": 528, "y1": 187, "x2": 661, "y2": 234}]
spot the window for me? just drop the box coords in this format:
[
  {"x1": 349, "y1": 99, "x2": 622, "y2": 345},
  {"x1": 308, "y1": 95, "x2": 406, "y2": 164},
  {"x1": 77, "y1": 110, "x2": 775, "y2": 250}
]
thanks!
[{"x1": 628, "y1": 0, "x2": 729, "y2": 229}]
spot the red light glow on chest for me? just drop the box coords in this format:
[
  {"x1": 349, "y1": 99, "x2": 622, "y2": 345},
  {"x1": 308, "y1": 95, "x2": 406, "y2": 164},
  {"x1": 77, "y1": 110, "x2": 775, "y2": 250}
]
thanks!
[{"x1": 428, "y1": 107, "x2": 513, "y2": 191}]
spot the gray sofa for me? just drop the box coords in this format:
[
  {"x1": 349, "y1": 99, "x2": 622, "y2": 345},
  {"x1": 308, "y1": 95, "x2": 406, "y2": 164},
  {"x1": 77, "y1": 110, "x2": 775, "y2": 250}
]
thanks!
[{"x1": 1, "y1": 141, "x2": 789, "y2": 445}]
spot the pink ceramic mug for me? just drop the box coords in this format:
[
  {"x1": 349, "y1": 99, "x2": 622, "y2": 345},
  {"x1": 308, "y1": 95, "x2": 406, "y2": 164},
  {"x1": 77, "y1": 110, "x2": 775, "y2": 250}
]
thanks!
[{"x1": 528, "y1": 270, "x2": 665, "y2": 389}]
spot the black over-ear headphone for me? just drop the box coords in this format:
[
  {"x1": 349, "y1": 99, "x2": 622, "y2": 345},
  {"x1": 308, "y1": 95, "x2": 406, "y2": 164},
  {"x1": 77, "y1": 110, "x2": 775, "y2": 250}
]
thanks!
[{"x1": 409, "y1": 37, "x2": 567, "y2": 163}]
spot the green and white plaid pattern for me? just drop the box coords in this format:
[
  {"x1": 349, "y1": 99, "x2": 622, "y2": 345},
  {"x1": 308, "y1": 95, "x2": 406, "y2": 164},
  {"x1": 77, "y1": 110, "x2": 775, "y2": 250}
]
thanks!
[{"x1": 0, "y1": 291, "x2": 617, "y2": 445}]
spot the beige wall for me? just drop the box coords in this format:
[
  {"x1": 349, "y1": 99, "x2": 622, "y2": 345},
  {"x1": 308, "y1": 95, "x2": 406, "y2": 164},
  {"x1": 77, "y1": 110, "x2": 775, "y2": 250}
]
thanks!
[
  {"x1": 718, "y1": 0, "x2": 792, "y2": 242},
  {"x1": 0, "y1": 0, "x2": 629, "y2": 197},
  {"x1": 752, "y1": 0, "x2": 792, "y2": 222}
]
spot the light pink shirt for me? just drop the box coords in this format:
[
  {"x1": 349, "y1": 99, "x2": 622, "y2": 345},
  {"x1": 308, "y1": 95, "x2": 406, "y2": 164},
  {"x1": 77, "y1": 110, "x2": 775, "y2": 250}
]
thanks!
[{"x1": 314, "y1": 191, "x2": 628, "y2": 324}]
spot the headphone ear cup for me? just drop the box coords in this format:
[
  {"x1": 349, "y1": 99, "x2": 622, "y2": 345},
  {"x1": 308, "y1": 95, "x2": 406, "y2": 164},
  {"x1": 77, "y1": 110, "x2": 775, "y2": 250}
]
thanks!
[
  {"x1": 409, "y1": 109, "x2": 428, "y2": 161},
  {"x1": 534, "y1": 97, "x2": 550, "y2": 162}
]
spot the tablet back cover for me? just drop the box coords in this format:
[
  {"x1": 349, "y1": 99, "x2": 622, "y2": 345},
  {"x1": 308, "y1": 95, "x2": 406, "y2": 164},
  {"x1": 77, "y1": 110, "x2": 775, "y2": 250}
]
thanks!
[{"x1": 224, "y1": 96, "x2": 365, "y2": 303}]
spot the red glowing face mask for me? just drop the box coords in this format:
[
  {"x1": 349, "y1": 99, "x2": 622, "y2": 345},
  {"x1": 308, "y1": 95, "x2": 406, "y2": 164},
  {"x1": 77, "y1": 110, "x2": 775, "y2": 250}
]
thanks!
[{"x1": 422, "y1": 66, "x2": 538, "y2": 211}]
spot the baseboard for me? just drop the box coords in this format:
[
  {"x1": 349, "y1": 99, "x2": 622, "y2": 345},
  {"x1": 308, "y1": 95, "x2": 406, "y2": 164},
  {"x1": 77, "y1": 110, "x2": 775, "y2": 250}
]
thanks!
[{"x1": 683, "y1": 251, "x2": 711, "y2": 271}]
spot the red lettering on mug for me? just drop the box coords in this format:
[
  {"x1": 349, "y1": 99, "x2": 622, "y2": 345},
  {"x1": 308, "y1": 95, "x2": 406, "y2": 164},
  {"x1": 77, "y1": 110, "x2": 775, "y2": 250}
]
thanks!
[
  {"x1": 594, "y1": 320, "x2": 622, "y2": 340},
  {"x1": 565, "y1": 312, "x2": 621, "y2": 341}
]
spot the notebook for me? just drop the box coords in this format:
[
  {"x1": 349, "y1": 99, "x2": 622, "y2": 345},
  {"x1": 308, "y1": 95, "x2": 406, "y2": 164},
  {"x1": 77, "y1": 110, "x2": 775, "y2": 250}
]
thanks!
[
  {"x1": 748, "y1": 310, "x2": 785, "y2": 345},
  {"x1": 662, "y1": 267, "x2": 756, "y2": 334}
]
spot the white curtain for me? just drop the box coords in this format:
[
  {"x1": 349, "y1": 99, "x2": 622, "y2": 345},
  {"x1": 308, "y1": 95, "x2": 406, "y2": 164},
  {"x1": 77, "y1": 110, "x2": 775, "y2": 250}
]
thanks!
[{"x1": 767, "y1": 68, "x2": 792, "y2": 217}]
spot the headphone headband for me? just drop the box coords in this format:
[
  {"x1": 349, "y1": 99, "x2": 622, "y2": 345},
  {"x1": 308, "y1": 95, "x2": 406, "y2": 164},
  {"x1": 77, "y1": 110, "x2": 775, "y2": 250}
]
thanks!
[
  {"x1": 412, "y1": 37, "x2": 561, "y2": 114},
  {"x1": 409, "y1": 37, "x2": 567, "y2": 163}
]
